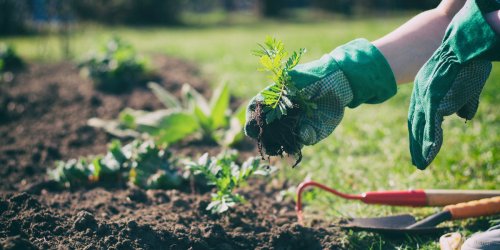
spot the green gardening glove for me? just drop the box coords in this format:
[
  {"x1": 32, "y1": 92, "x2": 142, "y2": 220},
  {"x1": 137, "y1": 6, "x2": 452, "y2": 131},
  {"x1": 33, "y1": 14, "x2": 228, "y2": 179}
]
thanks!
[
  {"x1": 409, "y1": 0, "x2": 500, "y2": 169},
  {"x1": 245, "y1": 39, "x2": 397, "y2": 145}
]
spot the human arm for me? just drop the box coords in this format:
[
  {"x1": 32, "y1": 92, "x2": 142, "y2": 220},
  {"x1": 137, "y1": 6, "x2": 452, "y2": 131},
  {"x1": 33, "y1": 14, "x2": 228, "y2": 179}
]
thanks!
[
  {"x1": 373, "y1": 0, "x2": 466, "y2": 84},
  {"x1": 245, "y1": 0, "x2": 500, "y2": 154},
  {"x1": 408, "y1": 0, "x2": 500, "y2": 169},
  {"x1": 374, "y1": 2, "x2": 500, "y2": 84}
]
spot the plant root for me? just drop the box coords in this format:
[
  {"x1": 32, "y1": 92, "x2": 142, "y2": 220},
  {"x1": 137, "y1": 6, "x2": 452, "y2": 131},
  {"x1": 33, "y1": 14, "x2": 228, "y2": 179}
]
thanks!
[{"x1": 253, "y1": 101, "x2": 303, "y2": 167}]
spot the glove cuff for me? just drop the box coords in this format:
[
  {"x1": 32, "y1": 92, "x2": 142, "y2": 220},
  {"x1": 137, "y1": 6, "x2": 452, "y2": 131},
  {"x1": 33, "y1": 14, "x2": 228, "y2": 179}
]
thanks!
[
  {"x1": 330, "y1": 38, "x2": 397, "y2": 108},
  {"x1": 446, "y1": 0, "x2": 500, "y2": 62}
]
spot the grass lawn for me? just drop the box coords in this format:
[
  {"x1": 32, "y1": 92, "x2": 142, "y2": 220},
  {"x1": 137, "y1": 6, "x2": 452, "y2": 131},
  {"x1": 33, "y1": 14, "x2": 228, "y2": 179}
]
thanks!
[{"x1": 2, "y1": 13, "x2": 499, "y2": 249}]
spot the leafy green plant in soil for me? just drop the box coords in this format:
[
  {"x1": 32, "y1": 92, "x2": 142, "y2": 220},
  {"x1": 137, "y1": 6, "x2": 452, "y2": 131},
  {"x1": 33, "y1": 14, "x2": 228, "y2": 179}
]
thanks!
[
  {"x1": 249, "y1": 36, "x2": 312, "y2": 167},
  {"x1": 0, "y1": 43, "x2": 24, "y2": 73},
  {"x1": 89, "y1": 82, "x2": 247, "y2": 147},
  {"x1": 49, "y1": 140, "x2": 182, "y2": 189},
  {"x1": 79, "y1": 37, "x2": 152, "y2": 93},
  {"x1": 185, "y1": 150, "x2": 274, "y2": 213},
  {"x1": 48, "y1": 141, "x2": 274, "y2": 213}
]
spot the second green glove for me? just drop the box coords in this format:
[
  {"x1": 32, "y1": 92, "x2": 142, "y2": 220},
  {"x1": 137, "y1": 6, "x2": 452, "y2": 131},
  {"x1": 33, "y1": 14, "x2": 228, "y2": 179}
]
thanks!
[{"x1": 409, "y1": 0, "x2": 500, "y2": 169}]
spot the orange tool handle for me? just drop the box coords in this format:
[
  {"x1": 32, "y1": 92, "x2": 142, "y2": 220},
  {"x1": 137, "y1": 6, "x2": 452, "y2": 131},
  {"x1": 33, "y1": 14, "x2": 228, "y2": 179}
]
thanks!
[{"x1": 444, "y1": 196, "x2": 500, "y2": 220}]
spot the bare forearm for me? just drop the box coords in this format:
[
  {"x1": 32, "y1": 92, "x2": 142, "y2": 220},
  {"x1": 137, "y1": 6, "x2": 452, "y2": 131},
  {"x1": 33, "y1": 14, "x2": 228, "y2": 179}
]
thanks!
[{"x1": 373, "y1": 0, "x2": 466, "y2": 84}]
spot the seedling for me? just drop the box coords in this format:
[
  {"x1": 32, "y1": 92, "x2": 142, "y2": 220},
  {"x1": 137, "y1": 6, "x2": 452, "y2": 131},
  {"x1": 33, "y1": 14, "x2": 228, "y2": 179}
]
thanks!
[
  {"x1": 49, "y1": 158, "x2": 95, "y2": 188},
  {"x1": 0, "y1": 43, "x2": 24, "y2": 73},
  {"x1": 126, "y1": 140, "x2": 182, "y2": 189},
  {"x1": 79, "y1": 37, "x2": 151, "y2": 93},
  {"x1": 89, "y1": 82, "x2": 246, "y2": 146},
  {"x1": 150, "y1": 81, "x2": 246, "y2": 145},
  {"x1": 49, "y1": 140, "x2": 182, "y2": 189},
  {"x1": 185, "y1": 151, "x2": 273, "y2": 213},
  {"x1": 249, "y1": 36, "x2": 313, "y2": 167}
]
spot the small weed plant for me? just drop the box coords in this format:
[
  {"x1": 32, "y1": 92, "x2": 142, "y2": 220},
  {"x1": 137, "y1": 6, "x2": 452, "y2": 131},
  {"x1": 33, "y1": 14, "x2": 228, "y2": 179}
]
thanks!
[
  {"x1": 0, "y1": 43, "x2": 24, "y2": 82},
  {"x1": 49, "y1": 142, "x2": 274, "y2": 213},
  {"x1": 0, "y1": 43, "x2": 24, "y2": 73},
  {"x1": 185, "y1": 150, "x2": 274, "y2": 213},
  {"x1": 79, "y1": 37, "x2": 151, "y2": 93},
  {"x1": 49, "y1": 140, "x2": 182, "y2": 189},
  {"x1": 89, "y1": 82, "x2": 246, "y2": 146}
]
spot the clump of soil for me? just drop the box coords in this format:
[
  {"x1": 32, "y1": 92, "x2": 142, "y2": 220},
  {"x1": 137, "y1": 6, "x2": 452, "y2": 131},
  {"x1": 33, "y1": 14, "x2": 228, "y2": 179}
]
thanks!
[{"x1": 253, "y1": 102, "x2": 303, "y2": 167}]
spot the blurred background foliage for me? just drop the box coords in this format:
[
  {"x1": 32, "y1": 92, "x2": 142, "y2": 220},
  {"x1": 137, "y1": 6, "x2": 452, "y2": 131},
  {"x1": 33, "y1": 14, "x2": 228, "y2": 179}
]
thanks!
[{"x1": 1, "y1": 0, "x2": 441, "y2": 36}]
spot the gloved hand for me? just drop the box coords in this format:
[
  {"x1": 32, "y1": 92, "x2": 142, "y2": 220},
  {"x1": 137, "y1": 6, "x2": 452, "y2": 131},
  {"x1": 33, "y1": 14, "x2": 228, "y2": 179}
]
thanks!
[
  {"x1": 245, "y1": 38, "x2": 397, "y2": 145},
  {"x1": 409, "y1": 0, "x2": 500, "y2": 169}
]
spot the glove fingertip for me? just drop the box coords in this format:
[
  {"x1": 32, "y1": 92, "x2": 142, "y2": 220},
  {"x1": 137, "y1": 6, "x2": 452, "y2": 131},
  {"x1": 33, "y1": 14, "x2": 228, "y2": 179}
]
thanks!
[
  {"x1": 409, "y1": 134, "x2": 430, "y2": 170},
  {"x1": 456, "y1": 99, "x2": 479, "y2": 120},
  {"x1": 408, "y1": 112, "x2": 431, "y2": 170}
]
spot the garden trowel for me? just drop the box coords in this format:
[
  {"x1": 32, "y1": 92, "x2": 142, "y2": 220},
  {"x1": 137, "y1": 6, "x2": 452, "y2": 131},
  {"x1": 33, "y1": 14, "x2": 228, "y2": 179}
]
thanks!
[{"x1": 341, "y1": 196, "x2": 500, "y2": 234}]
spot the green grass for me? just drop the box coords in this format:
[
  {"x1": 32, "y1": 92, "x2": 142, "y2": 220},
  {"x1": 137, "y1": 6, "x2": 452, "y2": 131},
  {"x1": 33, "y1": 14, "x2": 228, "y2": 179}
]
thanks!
[{"x1": 1, "y1": 14, "x2": 498, "y2": 249}]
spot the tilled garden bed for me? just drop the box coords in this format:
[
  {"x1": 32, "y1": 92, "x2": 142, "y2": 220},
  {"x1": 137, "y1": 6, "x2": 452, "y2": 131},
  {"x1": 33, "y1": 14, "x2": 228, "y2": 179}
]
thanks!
[{"x1": 0, "y1": 56, "x2": 345, "y2": 249}]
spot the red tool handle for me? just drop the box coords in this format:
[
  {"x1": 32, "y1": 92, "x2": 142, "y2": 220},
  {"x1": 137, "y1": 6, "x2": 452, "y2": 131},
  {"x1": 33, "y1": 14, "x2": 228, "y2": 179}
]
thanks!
[
  {"x1": 295, "y1": 181, "x2": 427, "y2": 224},
  {"x1": 361, "y1": 190, "x2": 427, "y2": 206}
]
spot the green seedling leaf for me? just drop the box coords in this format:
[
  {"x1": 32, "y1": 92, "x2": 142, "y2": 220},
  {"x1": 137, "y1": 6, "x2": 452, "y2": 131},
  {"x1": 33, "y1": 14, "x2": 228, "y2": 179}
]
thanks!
[
  {"x1": 285, "y1": 48, "x2": 306, "y2": 70},
  {"x1": 108, "y1": 140, "x2": 127, "y2": 164},
  {"x1": 148, "y1": 82, "x2": 182, "y2": 109},
  {"x1": 49, "y1": 158, "x2": 94, "y2": 188},
  {"x1": 119, "y1": 111, "x2": 137, "y2": 129},
  {"x1": 91, "y1": 158, "x2": 102, "y2": 180},
  {"x1": 194, "y1": 104, "x2": 213, "y2": 135},
  {"x1": 152, "y1": 112, "x2": 199, "y2": 144},
  {"x1": 184, "y1": 84, "x2": 210, "y2": 115},
  {"x1": 185, "y1": 151, "x2": 273, "y2": 214},
  {"x1": 234, "y1": 103, "x2": 247, "y2": 125},
  {"x1": 146, "y1": 170, "x2": 182, "y2": 189},
  {"x1": 209, "y1": 82, "x2": 230, "y2": 130},
  {"x1": 253, "y1": 37, "x2": 307, "y2": 124},
  {"x1": 123, "y1": 109, "x2": 198, "y2": 144},
  {"x1": 49, "y1": 139, "x2": 183, "y2": 190},
  {"x1": 87, "y1": 117, "x2": 140, "y2": 138}
]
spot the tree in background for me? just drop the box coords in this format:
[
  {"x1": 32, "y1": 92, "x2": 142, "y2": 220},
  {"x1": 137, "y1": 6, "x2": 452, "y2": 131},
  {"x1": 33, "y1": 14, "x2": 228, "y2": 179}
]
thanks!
[
  {"x1": 356, "y1": 0, "x2": 439, "y2": 12},
  {"x1": 0, "y1": 0, "x2": 29, "y2": 35},
  {"x1": 71, "y1": 0, "x2": 182, "y2": 25},
  {"x1": 0, "y1": 0, "x2": 444, "y2": 36},
  {"x1": 311, "y1": 0, "x2": 352, "y2": 16},
  {"x1": 256, "y1": 0, "x2": 287, "y2": 17}
]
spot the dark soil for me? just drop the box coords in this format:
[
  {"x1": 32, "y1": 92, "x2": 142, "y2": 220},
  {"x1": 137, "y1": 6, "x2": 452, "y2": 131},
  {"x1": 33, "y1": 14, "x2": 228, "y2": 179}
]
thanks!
[
  {"x1": 0, "y1": 56, "x2": 212, "y2": 191},
  {"x1": 0, "y1": 183, "x2": 344, "y2": 249},
  {"x1": 0, "y1": 56, "x2": 346, "y2": 249}
]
